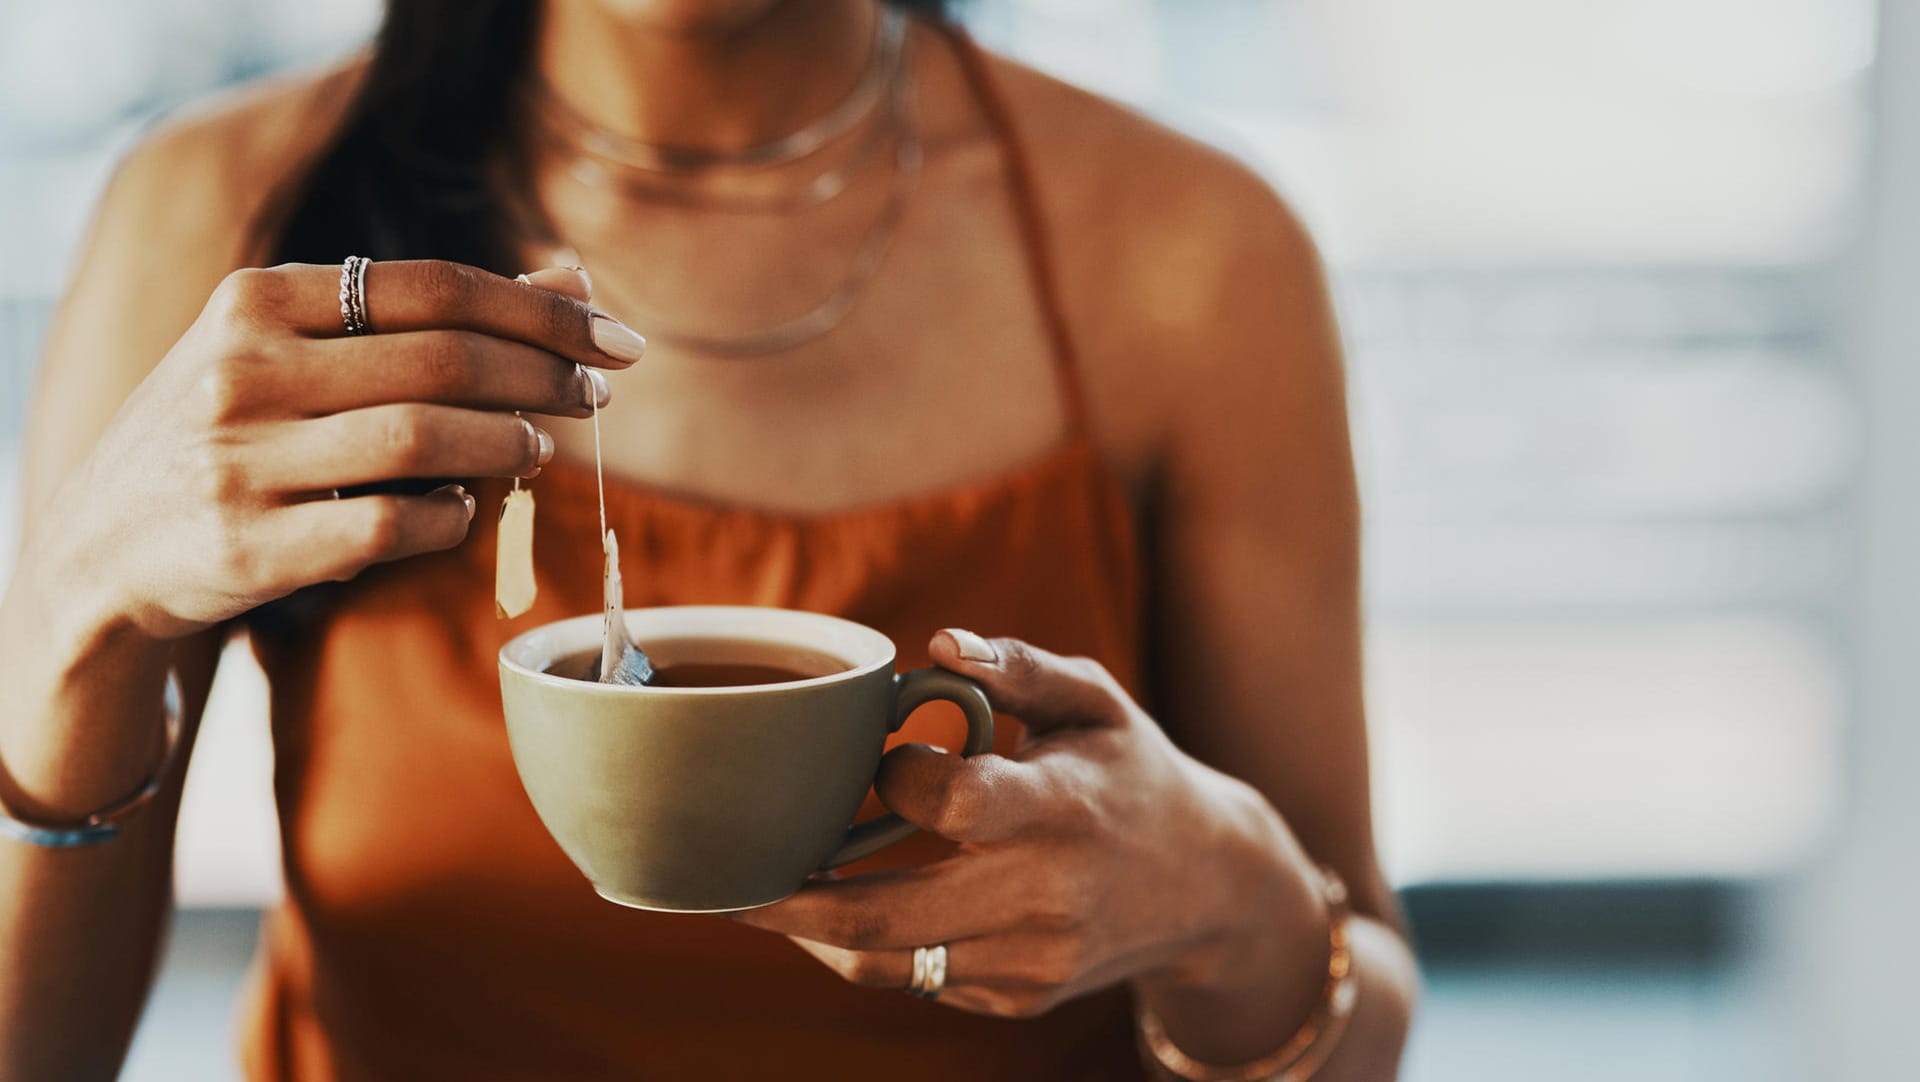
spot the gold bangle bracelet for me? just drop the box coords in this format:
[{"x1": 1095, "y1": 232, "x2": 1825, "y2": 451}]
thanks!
[{"x1": 1136, "y1": 865, "x2": 1359, "y2": 1082}]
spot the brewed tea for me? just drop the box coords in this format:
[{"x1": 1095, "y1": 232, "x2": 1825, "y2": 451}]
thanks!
[{"x1": 547, "y1": 637, "x2": 851, "y2": 688}]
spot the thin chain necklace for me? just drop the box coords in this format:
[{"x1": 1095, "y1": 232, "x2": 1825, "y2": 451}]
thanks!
[
  {"x1": 528, "y1": 7, "x2": 905, "y2": 175},
  {"x1": 526, "y1": 61, "x2": 900, "y2": 216},
  {"x1": 514, "y1": 17, "x2": 922, "y2": 358}
]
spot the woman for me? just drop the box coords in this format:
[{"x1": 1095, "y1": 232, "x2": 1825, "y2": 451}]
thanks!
[{"x1": 0, "y1": 0, "x2": 1417, "y2": 1078}]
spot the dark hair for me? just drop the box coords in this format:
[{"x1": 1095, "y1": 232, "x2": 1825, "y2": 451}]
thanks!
[{"x1": 267, "y1": 0, "x2": 951, "y2": 272}]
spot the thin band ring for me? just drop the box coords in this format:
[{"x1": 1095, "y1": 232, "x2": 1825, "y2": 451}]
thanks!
[
  {"x1": 353, "y1": 255, "x2": 370, "y2": 332},
  {"x1": 908, "y1": 944, "x2": 947, "y2": 1000},
  {"x1": 339, "y1": 255, "x2": 372, "y2": 336}
]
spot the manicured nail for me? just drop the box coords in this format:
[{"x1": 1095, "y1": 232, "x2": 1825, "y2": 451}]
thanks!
[
  {"x1": 431, "y1": 483, "x2": 476, "y2": 521},
  {"x1": 582, "y1": 366, "x2": 611, "y2": 408},
  {"x1": 518, "y1": 266, "x2": 593, "y2": 300},
  {"x1": 942, "y1": 628, "x2": 997, "y2": 663},
  {"x1": 591, "y1": 314, "x2": 647, "y2": 363},
  {"x1": 534, "y1": 426, "x2": 555, "y2": 465}
]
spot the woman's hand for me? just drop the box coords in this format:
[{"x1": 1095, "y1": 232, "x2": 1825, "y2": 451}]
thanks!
[
  {"x1": 734, "y1": 630, "x2": 1331, "y2": 1021},
  {"x1": 30, "y1": 259, "x2": 647, "y2": 641}
]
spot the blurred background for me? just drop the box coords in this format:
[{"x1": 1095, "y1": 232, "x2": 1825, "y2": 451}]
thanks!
[{"x1": 1, "y1": 0, "x2": 1913, "y2": 1079}]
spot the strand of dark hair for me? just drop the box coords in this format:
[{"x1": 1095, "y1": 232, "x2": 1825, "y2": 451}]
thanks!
[{"x1": 265, "y1": 0, "x2": 951, "y2": 274}]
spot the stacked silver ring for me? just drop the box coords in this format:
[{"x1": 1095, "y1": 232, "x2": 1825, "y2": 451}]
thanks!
[
  {"x1": 339, "y1": 255, "x2": 372, "y2": 336},
  {"x1": 907, "y1": 944, "x2": 947, "y2": 1000}
]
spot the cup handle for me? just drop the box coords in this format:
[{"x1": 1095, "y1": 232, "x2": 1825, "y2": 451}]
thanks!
[{"x1": 820, "y1": 668, "x2": 995, "y2": 870}]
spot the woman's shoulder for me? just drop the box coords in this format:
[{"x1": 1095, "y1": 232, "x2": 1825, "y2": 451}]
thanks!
[
  {"x1": 91, "y1": 54, "x2": 368, "y2": 299},
  {"x1": 128, "y1": 55, "x2": 367, "y2": 190},
  {"x1": 984, "y1": 53, "x2": 1284, "y2": 214},
  {"x1": 70, "y1": 55, "x2": 366, "y2": 323},
  {"x1": 971, "y1": 46, "x2": 1332, "y2": 461},
  {"x1": 108, "y1": 56, "x2": 368, "y2": 265},
  {"x1": 40, "y1": 57, "x2": 370, "y2": 448}
]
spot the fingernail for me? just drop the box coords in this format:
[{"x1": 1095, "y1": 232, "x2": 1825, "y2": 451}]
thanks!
[
  {"x1": 920, "y1": 743, "x2": 950, "y2": 755},
  {"x1": 518, "y1": 266, "x2": 593, "y2": 300},
  {"x1": 431, "y1": 483, "x2": 476, "y2": 521},
  {"x1": 942, "y1": 628, "x2": 997, "y2": 663},
  {"x1": 582, "y1": 366, "x2": 611, "y2": 408},
  {"x1": 591, "y1": 314, "x2": 647, "y2": 363},
  {"x1": 534, "y1": 426, "x2": 555, "y2": 465}
]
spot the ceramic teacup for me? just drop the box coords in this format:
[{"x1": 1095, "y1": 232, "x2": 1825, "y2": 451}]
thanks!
[{"x1": 499, "y1": 606, "x2": 993, "y2": 912}]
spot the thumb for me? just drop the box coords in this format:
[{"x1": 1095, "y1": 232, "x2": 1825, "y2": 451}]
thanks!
[
  {"x1": 516, "y1": 265, "x2": 593, "y2": 303},
  {"x1": 928, "y1": 629, "x2": 1132, "y2": 735},
  {"x1": 874, "y1": 742, "x2": 1053, "y2": 843}
]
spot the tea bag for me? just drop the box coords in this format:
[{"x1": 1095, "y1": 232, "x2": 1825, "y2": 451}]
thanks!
[
  {"x1": 578, "y1": 385, "x2": 654, "y2": 686},
  {"x1": 587, "y1": 528, "x2": 654, "y2": 685}
]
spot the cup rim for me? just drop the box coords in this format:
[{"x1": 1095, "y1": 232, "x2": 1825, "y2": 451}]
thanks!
[{"x1": 498, "y1": 605, "x2": 895, "y2": 697}]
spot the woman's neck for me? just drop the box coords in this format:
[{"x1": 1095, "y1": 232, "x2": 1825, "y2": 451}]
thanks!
[{"x1": 532, "y1": 0, "x2": 879, "y2": 154}]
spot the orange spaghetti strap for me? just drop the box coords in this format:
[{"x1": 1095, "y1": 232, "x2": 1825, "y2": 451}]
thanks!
[{"x1": 937, "y1": 22, "x2": 1094, "y2": 442}]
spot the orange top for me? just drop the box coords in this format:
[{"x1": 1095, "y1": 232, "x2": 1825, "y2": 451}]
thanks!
[{"x1": 240, "y1": 27, "x2": 1149, "y2": 1082}]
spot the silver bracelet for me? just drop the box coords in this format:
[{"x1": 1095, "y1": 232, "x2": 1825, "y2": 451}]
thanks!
[{"x1": 0, "y1": 670, "x2": 185, "y2": 847}]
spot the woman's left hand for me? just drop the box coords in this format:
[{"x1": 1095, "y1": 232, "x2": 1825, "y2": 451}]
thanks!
[{"x1": 733, "y1": 629, "x2": 1326, "y2": 1019}]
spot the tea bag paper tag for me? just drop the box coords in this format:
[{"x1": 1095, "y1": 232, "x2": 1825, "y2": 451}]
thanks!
[{"x1": 495, "y1": 487, "x2": 538, "y2": 619}]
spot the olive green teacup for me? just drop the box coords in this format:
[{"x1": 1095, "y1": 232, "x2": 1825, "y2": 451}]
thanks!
[{"x1": 499, "y1": 606, "x2": 993, "y2": 912}]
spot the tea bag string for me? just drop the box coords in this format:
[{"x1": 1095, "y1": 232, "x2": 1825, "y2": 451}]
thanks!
[
  {"x1": 513, "y1": 385, "x2": 601, "y2": 527},
  {"x1": 512, "y1": 424, "x2": 524, "y2": 493},
  {"x1": 591, "y1": 387, "x2": 655, "y2": 686},
  {"x1": 592, "y1": 385, "x2": 608, "y2": 547}
]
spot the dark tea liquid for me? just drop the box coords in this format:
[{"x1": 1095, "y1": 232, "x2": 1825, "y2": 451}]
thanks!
[{"x1": 545, "y1": 637, "x2": 852, "y2": 688}]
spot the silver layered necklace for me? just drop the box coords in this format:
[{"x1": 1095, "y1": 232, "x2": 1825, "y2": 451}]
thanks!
[{"x1": 514, "y1": 8, "x2": 920, "y2": 357}]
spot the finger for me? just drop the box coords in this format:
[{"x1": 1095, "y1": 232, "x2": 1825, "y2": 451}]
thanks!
[
  {"x1": 250, "y1": 405, "x2": 552, "y2": 492},
  {"x1": 871, "y1": 743, "x2": 1059, "y2": 844},
  {"x1": 786, "y1": 937, "x2": 1027, "y2": 993},
  {"x1": 517, "y1": 265, "x2": 593, "y2": 302},
  {"x1": 929, "y1": 630, "x2": 1133, "y2": 734},
  {"x1": 733, "y1": 857, "x2": 1014, "y2": 948},
  {"x1": 249, "y1": 484, "x2": 478, "y2": 586},
  {"x1": 238, "y1": 261, "x2": 646, "y2": 368},
  {"x1": 929, "y1": 985, "x2": 1042, "y2": 1019},
  {"x1": 283, "y1": 332, "x2": 609, "y2": 419},
  {"x1": 785, "y1": 935, "x2": 1083, "y2": 1015},
  {"x1": 788, "y1": 937, "x2": 916, "y2": 990}
]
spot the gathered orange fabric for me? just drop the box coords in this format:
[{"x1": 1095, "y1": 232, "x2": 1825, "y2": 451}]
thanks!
[{"x1": 238, "y1": 26, "x2": 1150, "y2": 1082}]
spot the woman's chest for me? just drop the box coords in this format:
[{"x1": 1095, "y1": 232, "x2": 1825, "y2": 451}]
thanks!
[
  {"x1": 528, "y1": 148, "x2": 1094, "y2": 514},
  {"x1": 550, "y1": 342, "x2": 1067, "y2": 514}
]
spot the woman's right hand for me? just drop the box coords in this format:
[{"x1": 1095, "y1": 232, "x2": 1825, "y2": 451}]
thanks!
[{"x1": 39, "y1": 259, "x2": 645, "y2": 641}]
